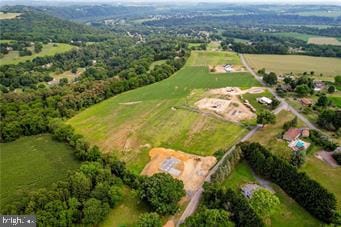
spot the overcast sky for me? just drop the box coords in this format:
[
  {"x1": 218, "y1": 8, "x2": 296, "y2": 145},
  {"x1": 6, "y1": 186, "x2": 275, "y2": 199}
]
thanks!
[{"x1": 3, "y1": 0, "x2": 341, "y2": 3}]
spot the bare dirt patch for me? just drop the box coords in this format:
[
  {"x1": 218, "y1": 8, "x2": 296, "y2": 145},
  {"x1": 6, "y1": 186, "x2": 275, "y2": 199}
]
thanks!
[
  {"x1": 193, "y1": 87, "x2": 264, "y2": 122},
  {"x1": 141, "y1": 148, "x2": 216, "y2": 195},
  {"x1": 208, "y1": 65, "x2": 246, "y2": 73},
  {"x1": 119, "y1": 101, "x2": 142, "y2": 105}
]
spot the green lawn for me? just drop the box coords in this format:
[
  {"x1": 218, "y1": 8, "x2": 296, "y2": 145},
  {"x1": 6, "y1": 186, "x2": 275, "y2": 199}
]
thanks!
[
  {"x1": 100, "y1": 187, "x2": 149, "y2": 227},
  {"x1": 0, "y1": 134, "x2": 80, "y2": 207},
  {"x1": 149, "y1": 59, "x2": 167, "y2": 71},
  {"x1": 249, "y1": 110, "x2": 302, "y2": 160},
  {"x1": 0, "y1": 43, "x2": 74, "y2": 65},
  {"x1": 244, "y1": 54, "x2": 341, "y2": 79},
  {"x1": 329, "y1": 96, "x2": 341, "y2": 108},
  {"x1": 186, "y1": 51, "x2": 241, "y2": 66},
  {"x1": 240, "y1": 90, "x2": 274, "y2": 113},
  {"x1": 301, "y1": 154, "x2": 341, "y2": 210},
  {"x1": 68, "y1": 66, "x2": 259, "y2": 173},
  {"x1": 222, "y1": 161, "x2": 322, "y2": 226}
]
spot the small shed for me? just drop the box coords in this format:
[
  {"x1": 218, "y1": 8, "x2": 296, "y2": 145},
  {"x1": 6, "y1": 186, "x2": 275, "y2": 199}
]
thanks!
[
  {"x1": 241, "y1": 183, "x2": 260, "y2": 199},
  {"x1": 300, "y1": 98, "x2": 313, "y2": 107},
  {"x1": 257, "y1": 97, "x2": 272, "y2": 105}
]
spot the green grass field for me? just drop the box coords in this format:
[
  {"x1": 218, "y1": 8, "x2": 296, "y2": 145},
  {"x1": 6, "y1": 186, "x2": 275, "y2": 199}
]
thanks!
[
  {"x1": 68, "y1": 65, "x2": 259, "y2": 173},
  {"x1": 301, "y1": 151, "x2": 341, "y2": 210},
  {"x1": 0, "y1": 134, "x2": 80, "y2": 207},
  {"x1": 149, "y1": 60, "x2": 167, "y2": 71},
  {"x1": 221, "y1": 161, "x2": 322, "y2": 226},
  {"x1": 100, "y1": 187, "x2": 149, "y2": 227},
  {"x1": 329, "y1": 96, "x2": 341, "y2": 108},
  {"x1": 240, "y1": 90, "x2": 274, "y2": 113},
  {"x1": 244, "y1": 54, "x2": 341, "y2": 79},
  {"x1": 186, "y1": 51, "x2": 241, "y2": 66},
  {"x1": 0, "y1": 43, "x2": 74, "y2": 65},
  {"x1": 272, "y1": 32, "x2": 314, "y2": 42}
]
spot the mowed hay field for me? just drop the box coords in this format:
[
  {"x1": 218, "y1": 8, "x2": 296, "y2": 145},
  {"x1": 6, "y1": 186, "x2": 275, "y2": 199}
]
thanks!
[
  {"x1": 308, "y1": 37, "x2": 341, "y2": 46},
  {"x1": 186, "y1": 51, "x2": 240, "y2": 66},
  {"x1": 244, "y1": 54, "x2": 341, "y2": 79},
  {"x1": 68, "y1": 51, "x2": 260, "y2": 174},
  {"x1": 0, "y1": 43, "x2": 74, "y2": 65},
  {"x1": 0, "y1": 134, "x2": 80, "y2": 207}
]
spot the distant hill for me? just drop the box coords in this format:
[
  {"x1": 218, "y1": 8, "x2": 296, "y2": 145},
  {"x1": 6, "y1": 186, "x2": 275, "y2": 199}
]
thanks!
[
  {"x1": 0, "y1": 6, "x2": 113, "y2": 42},
  {"x1": 35, "y1": 5, "x2": 155, "y2": 22}
]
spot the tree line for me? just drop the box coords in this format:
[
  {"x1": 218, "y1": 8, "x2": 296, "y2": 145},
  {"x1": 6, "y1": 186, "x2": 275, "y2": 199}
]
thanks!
[
  {"x1": 240, "y1": 142, "x2": 338, "y2": 224},
  {"x1": 0, "y1": 38, "x2": 189, "y2": 142},
  {"x1": 2, "y1": 119, "x2": 186, "y2": 225}
]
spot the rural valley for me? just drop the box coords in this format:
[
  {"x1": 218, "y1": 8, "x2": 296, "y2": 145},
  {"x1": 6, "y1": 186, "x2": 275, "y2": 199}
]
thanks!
[{"x1": 0, "y1": 1, "x2": 340, "y2": 227}]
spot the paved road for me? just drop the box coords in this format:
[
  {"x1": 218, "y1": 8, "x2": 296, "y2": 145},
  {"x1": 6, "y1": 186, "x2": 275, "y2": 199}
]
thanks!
[
  {"x1": 177, "y1": 54, "x2": 320, "y2": 226},
  {"x1": 240, "y1": 54, "x2": 318, "y2": 130},
  {"x1": 177, "y1": 125, "x2": 261, "y2": 226}
]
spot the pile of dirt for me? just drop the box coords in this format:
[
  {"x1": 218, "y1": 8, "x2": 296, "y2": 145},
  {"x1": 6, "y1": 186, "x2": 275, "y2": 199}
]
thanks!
[
  {"x1": 193, "y1": 87, "x2": 266, "y2": 122},
  {"x1": 141, "y1": 148, "x2": 217, "y2": 194}
]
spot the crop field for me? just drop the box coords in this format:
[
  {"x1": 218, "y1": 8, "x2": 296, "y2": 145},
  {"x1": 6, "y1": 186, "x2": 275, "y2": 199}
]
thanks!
[
  {"x1": 0, "y1": 134, "x2": 80, "y2": 207},
  {"x1": 308, "y1": 37, "x2": 341, "y2": 46},
  {"x1": 0, "y1": 12, "x2": 21, "y2": 20},
  {"x1": 244, "y1": 54, "x2": 341, "y2": 79},
  {"x1": 0, "y1": 43, "x2": 74, "y2": 65},
  {"x1": 272, "y1": 32, "x2": 314, "y2": 42},
  {"x1": 221, "y1": 161, "x2": 321, "y2": 226},
  {"x1": 68, "y1": 65, "x2": 259, "y2": 173},
  {"x1": 186, "y1": 51, "x2": 240, "y2": 66}
]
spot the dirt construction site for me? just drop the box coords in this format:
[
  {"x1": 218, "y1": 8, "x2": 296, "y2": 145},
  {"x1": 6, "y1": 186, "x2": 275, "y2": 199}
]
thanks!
[
  {"x1": 141, "y1": 148, "x2": 217, "y2": 195},
  {"x1": 194, "y1": 87, "x2": 264, "y2": 122},
  {"x1": 208, "y1": 65, "x2": 246, "y2": 73}
]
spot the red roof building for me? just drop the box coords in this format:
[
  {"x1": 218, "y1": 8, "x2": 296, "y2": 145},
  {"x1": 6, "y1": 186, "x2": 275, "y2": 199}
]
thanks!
[{"x1": 283, "y1": 128, "x2": 302, "y2": 142}]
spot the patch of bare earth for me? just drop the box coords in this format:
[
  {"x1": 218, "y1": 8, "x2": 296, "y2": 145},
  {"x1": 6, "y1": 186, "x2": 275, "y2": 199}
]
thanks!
[
  {"x1": 193, "y1": 87, "x2": 266, "y2": 122},
  {"x1": 141, "y1": 148, "x2": 217, "y2": 195}
]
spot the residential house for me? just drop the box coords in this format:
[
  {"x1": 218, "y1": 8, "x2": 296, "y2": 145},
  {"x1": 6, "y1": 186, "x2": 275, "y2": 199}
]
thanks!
[
  {"x1": 313, "y1": 81, "x2": 325, "y2": 92},
  {"x1": 300, "y1": 98, "x2": 313, "y2": 107},
  {"x1": 283, "y1": 128, "x2": 302, "y2": 142}
]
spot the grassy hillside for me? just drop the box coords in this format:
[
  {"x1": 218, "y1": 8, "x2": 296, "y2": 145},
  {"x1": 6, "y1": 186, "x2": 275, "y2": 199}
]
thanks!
[
  {"x1": 0, "y1": 134, "x2": 80, "y2": 207},
  {"x1": 244, "y1": 54, "x2": 341, "y2": 79},
  {"x1": 221, "y1": 161, "x2": 322, "y2": 226},
  {"x1": 68, "y1": 66, "x2": 259, "y2": 173},
  {"x1": 68, "y1": 51, "x2": 260, "y2": 174},
  {"x1": 0, "y1": 43, "x2": 74, "y2": 65}
]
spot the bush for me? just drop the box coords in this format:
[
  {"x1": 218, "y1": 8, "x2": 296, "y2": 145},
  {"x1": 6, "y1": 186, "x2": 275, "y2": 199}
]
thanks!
[
  {"x1": 249, "y1": 188, "x2": 280, "y2": 217},
  {"x1": 309, "y1": 130, "x2": 338, "y2": 151},
  {"x1": 137, "y1": 213, "x2": 162, "y2": 227},
  {"x1": 138, "y1": 173, "x2": 185, "y2": 215},
  {"x1": 240, "y1": 142, "x2": 337, "y2": 223},
  {"x1": 202, "y1": 183, "x2": 264, "y2": 227},
  {"x1": 182, "y1": 208, "x2": 233, "y2": 227}
]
